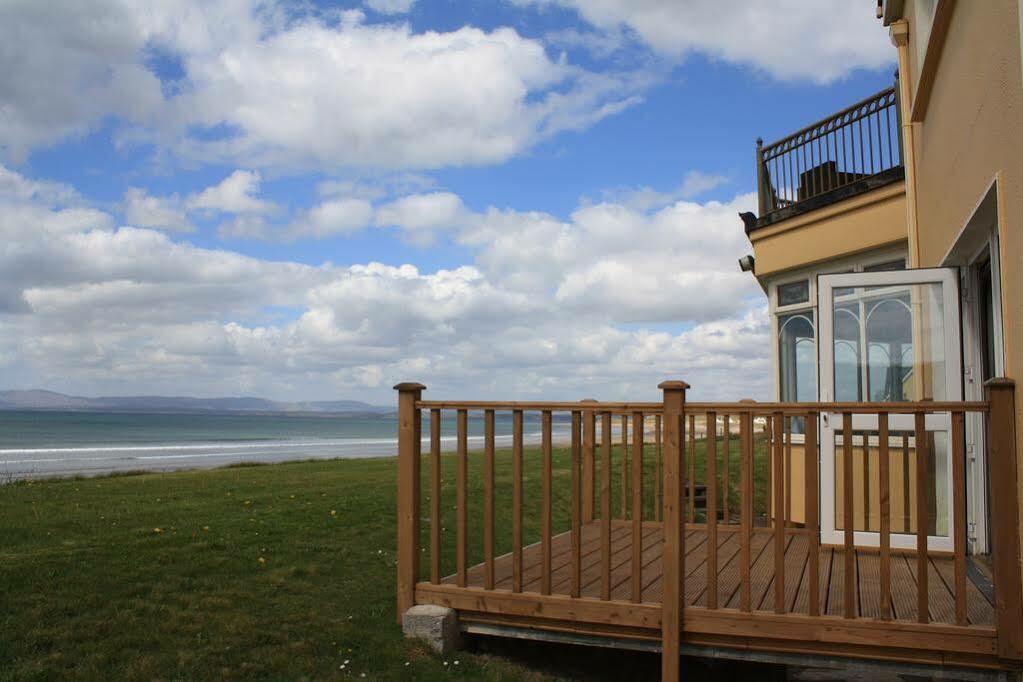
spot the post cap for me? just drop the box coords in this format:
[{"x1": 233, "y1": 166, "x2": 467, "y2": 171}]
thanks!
[
  {"x1": 393, "y1": 382, "x2": 427, "y2": 391},
  {"x1": 984, "y1": 377, "x2": 1016, "y2": 388},
  {"x1": 657, "y1": 380, "x2": 690, "y2": 390},
  {"x1": 580, "y1": 398, "x2": 599, "y2": 403},
  {"x1": 739, "y1": 398, "x2": 758, "y2": 404}
]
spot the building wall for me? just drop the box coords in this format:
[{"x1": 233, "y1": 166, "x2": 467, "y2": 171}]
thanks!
[
  {"x1": 906, "y1": 0, "x2": 1023, "y2": 561},
  {"x1": 749, "y1": 183, "x2": 907, "y2": 278}
]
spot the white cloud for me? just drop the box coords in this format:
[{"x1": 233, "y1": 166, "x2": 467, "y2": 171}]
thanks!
[
  {"x1": 0, "y1": 163, "x2": 771, "y2": 402},
  {"x1": 597, "y1": 170, "x2": 730, "y2": 211},
  {"x1": 374, "y1": 192, "x2": 467, "y2": 244},
  {"x1": 187, "y1": 170, "x2": 276, "y2": 215},
  {"x1": 521, "y1": 0, "x2": 894, "y2": 83},
  {"x1": 288, "y1": 198, "x2": 375, "y2": 240},
  {"x1": 365, "y1": 0, "x2": 417, "y2": 15},
  {"x1": 123, "y1": 188, "x2": 194, "y2": 233},
  {"x1": 0, "y1": 1, "x2": 164, "y2": 162},
  {"x1": 0, "y1": 1, "x2": 643, "y2": 170}
]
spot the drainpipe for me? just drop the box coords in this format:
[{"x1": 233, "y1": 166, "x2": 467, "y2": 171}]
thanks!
[{"x1": 890, "y1": 19, "x2": 921, "y2": 267}]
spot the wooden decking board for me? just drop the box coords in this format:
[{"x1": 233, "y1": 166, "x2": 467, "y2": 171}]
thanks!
[
  {"x1": 595, "y1": 526, "x2": 664, "y2": 599},
  {"x1": 720, "y1": 531, "x2": 773, "y2": 609},
  {"x1": 548, "y1": 524, "x2": 652, "y2": 595},
  {"x1": 890, "y1": 554, "x2": 919, "y2": 622},
  {"x1": 781, "y1": 534, "x2": 810, "y2": 613},
  {"x1": 903, "y1": 552, "x2": 958, "y2": 624},
  {"x1": 792, "y1": 546, "x2": 831, "y2": 615},
  {"x1": 857, "y1": 551, "x2": 881, "y2": 619},
  {"x1": 442, "y1": 521, "x2": 995, "y2": 628},
  {"x1": 687, "y1": 531, "x2": 744, "y2": 605},
  {"x1": 516, "y1": 521, "x2": 624, "y2": 592},
  {"x1": 826, "y1": 546, "x2": 853, "y2": 617},
  {"x1": 933, "y1": 557, "x2": 994, "y2": 626},
  {"x1": 747, "y1": 531, "x2": 792, "y2": 611}
]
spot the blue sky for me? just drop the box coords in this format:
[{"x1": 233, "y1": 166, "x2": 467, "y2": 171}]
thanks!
[{"x1": 0, "y1": 0, "x2": 896, "y2": 403}]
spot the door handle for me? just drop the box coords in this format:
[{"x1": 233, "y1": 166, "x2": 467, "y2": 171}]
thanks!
[{"x1": 822, "y1": 413, "x2": 830, "y2": 428}]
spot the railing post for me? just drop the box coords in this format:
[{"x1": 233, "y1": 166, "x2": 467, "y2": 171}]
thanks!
[
  {"x1": 756, "y1": 137, "x2": 767, "y2": 216},
  {"x1": 660, "y1": 380, "x2": 689, "y2": 682},
  {"x1": 985, "y1": 378, "x2": 1023, "y2": 660},
  {"x1": 394, "y1": 381, "x2": 425, "y2": 623}
]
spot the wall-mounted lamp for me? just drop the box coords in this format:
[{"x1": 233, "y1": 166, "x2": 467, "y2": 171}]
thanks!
[{"x1": 738, "y1": 255, "x2": 755, "y2": 273}]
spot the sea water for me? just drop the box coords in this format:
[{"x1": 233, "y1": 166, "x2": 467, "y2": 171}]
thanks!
[{"x1": 0, "y1": 410, "x2": 568, "y2": 479}]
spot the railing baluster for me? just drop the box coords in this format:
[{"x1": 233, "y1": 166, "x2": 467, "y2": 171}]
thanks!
[
  {"x1": 740, "y1": 409, "x2": 753, "y2": 612},
  {"x1": 541, "y1": 410, "x2": 552, "y2": 595},
  {"x1": 765, "y1": 414, "x2": 773, "y2": 521},
  {"x1": 688, "y1": 413, "x2": 696, "y2": 523},
  {"x1": 621, "y1": 414, "x2": 629, "y2": 519},
  {"x1": 632, "y1": 410, "x2": 644, "y2": 602},
  {"x1": 706, "y1": 411, "x2": 718, "y2": 609},
  {"x1": 773, "y1": 412, "x2": 785, "y2": 614},
  {"x1": 571, "y1": 410, "x2": 582, "y2": 598},
  {"x1": 484, "y1": 409, "x2": 495, "y2": 590},
  {"x1": 583, "y1": 405, "x2": 596, "y2": 523},
  {"x1": 601, "y1": 411, "x2": 612, "y2": 600},
  {"x1": 784, "y1": 415, "x2": 792, "y2": 526},
  {"x1": 862, "y1": 421, "x2": 871, "y2": 532},
  {"x1": 430, "y1": 408, "x2": 442, "y2": 584},
  {"x1": 914, "y1": 411, "x2": 928, "y2": 623},
  {"x1": 879, "y1": 413, "x2": 892, "y2": 620},
  {"x1": 512, "y1": 409, "x2": 523, "y2": 593},
  {"x1": 722, "y1": 415, "x2": 730, "y2": 524},
  {"x1": 805, "y1": 412, "x2": 820, "y2": 617},
  {"x1": 655, "y1": 413, "x2": 663, "y2": 522},
  {"x1": 456, "y1": 409, "x2": 468, "y2": 587},
  {"x1": 951, "y1": 410, "x2": 967, "y2": 626},
  {"x1": 843, "y1": 413, "x2": 855, "y2": 619},
  {"x1": 902, "y1": 433, "x2": 912, "y2": 532}
]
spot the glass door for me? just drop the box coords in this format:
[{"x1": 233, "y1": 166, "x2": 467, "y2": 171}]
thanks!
[{"x1": 817, "y1": 269, "x2": 962, "y2": 550}]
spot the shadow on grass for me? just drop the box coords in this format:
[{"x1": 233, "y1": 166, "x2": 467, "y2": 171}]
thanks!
[{"x1": 467, "y1": 635, "x2": 787, "y2": 681}]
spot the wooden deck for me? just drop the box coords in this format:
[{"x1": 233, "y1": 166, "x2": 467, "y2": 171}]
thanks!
[
  {"x1": 397, "y1": 384, "x2": 1023, "y2": 676},
  {"x1": 443, "y1": 520, "x2": 995, "y2": 626}
]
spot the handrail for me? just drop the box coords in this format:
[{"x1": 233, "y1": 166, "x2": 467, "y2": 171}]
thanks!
[
  {"x1": 417, "y1": 399, "x2": 988, "y2": 413},
  {"x1": 756, "y1": 85, "x2": 902, "y2": 221}
]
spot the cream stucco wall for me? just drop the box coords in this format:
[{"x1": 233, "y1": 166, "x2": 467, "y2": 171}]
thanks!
[
  {"x1": 904, "y1": 0, "x2": 1023, "y2": 561},
  {"x1": 749, "y1": 183, "x2": 908, "y2": 278}
]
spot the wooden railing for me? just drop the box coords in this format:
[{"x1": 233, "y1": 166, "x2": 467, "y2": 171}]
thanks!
[
  {"x1": 395, "y1": 379, "x2": 1022, "y2": 680},
  {"x1": 756, "y1": 85, "x2": 902, "y2": 221}
]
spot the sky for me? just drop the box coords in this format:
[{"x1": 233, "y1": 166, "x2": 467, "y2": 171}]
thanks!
[{"x1": 0, "y1": 0, "x2": 897, "y2": 404}]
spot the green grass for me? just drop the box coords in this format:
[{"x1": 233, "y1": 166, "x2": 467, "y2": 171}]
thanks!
[{"x1": 0, "y1": 436, "x2": 770, "y2": 681}]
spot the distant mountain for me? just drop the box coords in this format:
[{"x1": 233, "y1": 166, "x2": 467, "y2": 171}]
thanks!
[{"x1": 0, "y1": 389, "x2": 392, "y2": 415}]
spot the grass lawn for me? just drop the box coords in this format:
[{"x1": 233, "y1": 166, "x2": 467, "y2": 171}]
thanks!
[{"x1": 0, "y1": 436, "x2": 770, "y2": 681}]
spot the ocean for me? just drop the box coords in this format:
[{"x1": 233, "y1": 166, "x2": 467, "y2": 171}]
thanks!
[{"x1": 0, "y1": 410, "x2": 567, "y2": 480}]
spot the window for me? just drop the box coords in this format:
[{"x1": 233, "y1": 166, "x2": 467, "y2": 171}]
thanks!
[
  {"x1": 777, "y1": 280, "x2": 809, "y2": 306},
  {"x1": 778, "y1": 312, "x2": 816, "y2": 402},
  {"x1": 768, "y1": 250, "x2": 907, "y2": 412},
  {"x1": 864, "y1": 258, "x2": 906, "y2": 272}
]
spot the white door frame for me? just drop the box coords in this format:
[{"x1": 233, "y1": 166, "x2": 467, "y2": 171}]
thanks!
[
  {"x1": 959, "y1": 232, "x2": 1004, "y2": 555},
  {"x1": 817, "y1": 268, "x2": 962, "y2": 551}
]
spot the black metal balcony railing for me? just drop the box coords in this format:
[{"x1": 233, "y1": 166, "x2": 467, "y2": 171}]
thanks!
[{"x1": 753, "y1": 85, "x2": 904, "y2": 229}]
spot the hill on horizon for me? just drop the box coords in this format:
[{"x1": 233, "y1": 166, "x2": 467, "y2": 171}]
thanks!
[{"x1": 0, "y1": 389, "x2": 391, "y2": 415}]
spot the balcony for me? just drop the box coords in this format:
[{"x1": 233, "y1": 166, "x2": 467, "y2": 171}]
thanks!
[{"x1": 748, "y1": 86, "x2": 905, "y2": 233}]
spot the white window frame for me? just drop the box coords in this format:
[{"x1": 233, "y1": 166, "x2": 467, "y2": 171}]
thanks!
[{"x1": 767, "y1": 246, "x2": 909, "y2": 435}]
